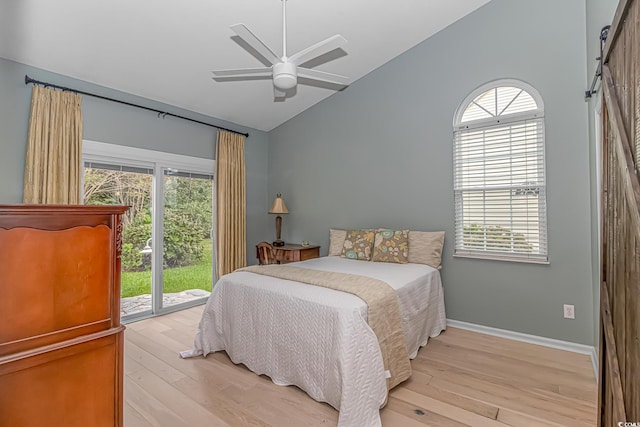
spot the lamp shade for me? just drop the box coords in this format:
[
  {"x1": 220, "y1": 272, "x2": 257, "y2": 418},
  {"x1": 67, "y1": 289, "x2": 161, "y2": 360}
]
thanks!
[{"x1": 269, "y1": 193, "x2": 289, "y2": 214}]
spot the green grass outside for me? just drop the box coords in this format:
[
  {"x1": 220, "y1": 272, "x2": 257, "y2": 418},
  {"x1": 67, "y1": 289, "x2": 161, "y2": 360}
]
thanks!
[{"x1": 121, "y1": 239, "x2": 213, "y2": 298}]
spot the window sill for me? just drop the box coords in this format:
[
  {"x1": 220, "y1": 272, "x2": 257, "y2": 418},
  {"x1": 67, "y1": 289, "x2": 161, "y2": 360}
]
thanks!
[{"x1": 453, "y1": 252, "x2": 550, "y2": 265}]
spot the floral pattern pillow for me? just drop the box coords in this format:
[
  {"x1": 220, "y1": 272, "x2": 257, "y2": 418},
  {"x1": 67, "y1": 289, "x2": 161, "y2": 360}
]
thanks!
[
  {"x1": 341, "y1": 229, "x2": 375, "y2": 261},
  {"x1": 371, "y1": 229, "x2": 409, "y2": 264}
]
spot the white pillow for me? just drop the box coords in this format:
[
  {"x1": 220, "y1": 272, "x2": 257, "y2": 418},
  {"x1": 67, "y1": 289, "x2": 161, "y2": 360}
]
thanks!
[
  {"x1": 408, "y1": 231, "x2": 445, "y2": 269},
  {"x1": 328, "y1": 228, "x2": 347, "y2": 256}
]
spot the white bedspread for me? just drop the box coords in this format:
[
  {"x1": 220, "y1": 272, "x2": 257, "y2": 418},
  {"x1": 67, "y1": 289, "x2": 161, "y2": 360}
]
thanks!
[{"x1": 181, "y1": 256, "x2": 446, "y2": 426}]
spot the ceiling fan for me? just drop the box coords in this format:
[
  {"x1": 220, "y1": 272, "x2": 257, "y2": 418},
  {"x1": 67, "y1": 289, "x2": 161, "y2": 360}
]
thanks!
[{"x1": 212, "y1": 0, "x2": 350, "y2": 97}]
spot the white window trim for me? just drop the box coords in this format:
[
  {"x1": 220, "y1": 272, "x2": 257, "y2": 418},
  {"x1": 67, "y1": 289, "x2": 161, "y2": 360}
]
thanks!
[
  {"x1": 455, "y1": 109, "x2": 544, "y2": 131},
  {"x1": 454, "y1": 251, "x2": 550, "y2": 265},
  {"x1": 83, "y1": 140, "x2": 214, "y2": 174},
  {"x1": 453, "y1": 79, "x2": 545, "y2": 128},
  {"x1": 453, "y1": 79, "x2": 548, "y2": 264}
]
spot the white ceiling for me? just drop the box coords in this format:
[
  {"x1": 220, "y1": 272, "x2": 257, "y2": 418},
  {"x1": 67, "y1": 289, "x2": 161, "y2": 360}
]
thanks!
[{"x1": 0, "y1": 0, "x2": 490, "y2": 132}]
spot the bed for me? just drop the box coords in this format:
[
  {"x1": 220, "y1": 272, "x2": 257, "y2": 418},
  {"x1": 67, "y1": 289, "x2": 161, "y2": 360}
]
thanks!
[{"x1": 181, "y1": 255, "x2": 446, "y2": 426}]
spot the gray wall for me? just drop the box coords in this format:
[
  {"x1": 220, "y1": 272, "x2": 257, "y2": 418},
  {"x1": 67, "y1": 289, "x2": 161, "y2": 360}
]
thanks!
[
  {"x1": 585, "y1": 0, "x2": 618, "y2": 349},
  {"x1": 0, "y1": 58, "x2": 271, "y2": 263},
  {"x1": 269, "y1": 0, "x2": 595, "y2": 344}
]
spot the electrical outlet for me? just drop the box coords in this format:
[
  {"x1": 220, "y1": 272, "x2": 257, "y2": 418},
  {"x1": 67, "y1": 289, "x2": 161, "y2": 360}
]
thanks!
[{"x1": 563, "y1": 304, "x2": 575, "y2": 319}]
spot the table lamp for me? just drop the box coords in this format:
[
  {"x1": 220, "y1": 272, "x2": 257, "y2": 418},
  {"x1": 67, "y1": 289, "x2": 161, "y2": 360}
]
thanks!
[{"x1": 269, "y1": 193, "x2": 288, "y2": 247}]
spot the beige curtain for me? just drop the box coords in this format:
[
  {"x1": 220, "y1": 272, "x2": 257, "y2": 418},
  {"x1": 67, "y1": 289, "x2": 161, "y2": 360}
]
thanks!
[
  {"x1": 23, "y1": 86, "x2": 83, "y2": 204},
  {"x1": 215, "y1": 129, "x2": 247, "y2": 277}
]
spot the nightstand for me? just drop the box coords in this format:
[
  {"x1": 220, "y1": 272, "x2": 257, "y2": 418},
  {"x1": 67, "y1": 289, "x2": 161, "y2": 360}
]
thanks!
[{"x1": 257, "y1": 243, "x2": 320, "y2": 264}]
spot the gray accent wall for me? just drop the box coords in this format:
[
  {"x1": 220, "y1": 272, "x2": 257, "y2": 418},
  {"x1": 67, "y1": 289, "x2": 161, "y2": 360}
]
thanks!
[
  {"x1": 269, "y1": 0, "x2": 595, "y2": 344},
  {"x1": 0, "y1": 58, "x2": 271, "y2": 262}
]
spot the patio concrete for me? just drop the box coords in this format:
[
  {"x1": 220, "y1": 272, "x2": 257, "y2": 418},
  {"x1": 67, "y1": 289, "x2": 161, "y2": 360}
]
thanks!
[{"x1": 121, "y1": 289, "x2": 211, "y2": 317}]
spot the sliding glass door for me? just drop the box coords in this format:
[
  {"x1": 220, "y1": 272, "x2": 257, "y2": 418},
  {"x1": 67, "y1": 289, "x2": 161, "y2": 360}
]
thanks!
[
  {"x1": 83, "y1": 141, "x2": 215, "y2": 322},
  {"x1": 161, "y1": 169, "x2": 213, "y2": 310},
  {"x1": 84, "y1": 162, "x2": 154, "y2": 318}
]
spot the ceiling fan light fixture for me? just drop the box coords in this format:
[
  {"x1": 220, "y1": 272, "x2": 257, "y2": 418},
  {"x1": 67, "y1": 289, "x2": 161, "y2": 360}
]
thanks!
[
  {"x1": 273, "y1": 61, "x2": 297, "y2": 90},
  {"x1": 211, "y1": 0, "x2": 349, "y2": 97}
]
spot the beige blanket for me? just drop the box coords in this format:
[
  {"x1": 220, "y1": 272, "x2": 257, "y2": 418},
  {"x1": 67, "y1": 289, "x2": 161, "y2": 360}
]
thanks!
[{"x1": 238, "y1": 264, "x2": 412, "y2": 391}]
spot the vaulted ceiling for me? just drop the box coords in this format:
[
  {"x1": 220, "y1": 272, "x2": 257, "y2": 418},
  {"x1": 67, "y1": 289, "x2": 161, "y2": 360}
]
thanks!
[{"x1": 0, "y1": 0, "x2": 491, "y2": 131}]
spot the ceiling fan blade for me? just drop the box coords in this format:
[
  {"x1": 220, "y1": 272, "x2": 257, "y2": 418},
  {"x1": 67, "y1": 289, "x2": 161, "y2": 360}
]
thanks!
[
  {"x1": 230, "y1": 24, "x2": 281, "y2": 65},
  {"x1": 288, "y1": 35, "x2": 347, "y2": 66},
  {"x1": 297, "y1": 68, "x2": 350, "y2": 86},
  {"x1": 212, "y1": 67, "x2": 273, "y2": 78}
]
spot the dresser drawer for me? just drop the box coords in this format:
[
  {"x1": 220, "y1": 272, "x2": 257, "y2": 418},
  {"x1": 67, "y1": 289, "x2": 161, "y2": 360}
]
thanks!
[
  {"x1": 0, "y1": 225, "x2": 116, "y2": 356},
  {"x1": 0, "y1": 328, "x2": 123, "y2": 427}
]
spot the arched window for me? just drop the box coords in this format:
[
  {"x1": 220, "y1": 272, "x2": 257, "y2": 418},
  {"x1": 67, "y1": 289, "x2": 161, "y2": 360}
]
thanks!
[{"x1": 453, "y1": 80, "x2": 547, "y2": 263}]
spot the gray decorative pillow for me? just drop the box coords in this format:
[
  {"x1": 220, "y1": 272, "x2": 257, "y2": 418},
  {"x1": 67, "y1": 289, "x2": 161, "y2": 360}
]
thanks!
[
  {"x1": 372, "y1": 229, "x2": 409, "y2": 264},
  {"x1": 329, "y1": 228, "x2": 347, "y2": 256},
  {"x1": 341, "y1": 229, "x2": 375, "y2": 261},
  {"x1": 408, "y1": 231, "x2": 445, "y2": 268}
]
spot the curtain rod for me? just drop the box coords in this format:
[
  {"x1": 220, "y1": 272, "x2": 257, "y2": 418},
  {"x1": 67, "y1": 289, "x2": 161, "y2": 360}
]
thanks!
[{"x1": 24, "y1": 75, "x2": 249, "y2": 138}]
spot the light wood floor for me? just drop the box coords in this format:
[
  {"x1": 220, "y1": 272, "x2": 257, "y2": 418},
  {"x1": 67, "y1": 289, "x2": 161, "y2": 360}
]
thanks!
[{"x1": 124, "y1": 306, "x2": 597, "y2": 426}]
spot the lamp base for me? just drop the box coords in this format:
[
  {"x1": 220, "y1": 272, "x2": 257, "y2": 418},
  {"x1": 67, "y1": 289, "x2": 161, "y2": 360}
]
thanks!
[{"x1": 273, "y1": 240, "x2": 285, "y2": 247}]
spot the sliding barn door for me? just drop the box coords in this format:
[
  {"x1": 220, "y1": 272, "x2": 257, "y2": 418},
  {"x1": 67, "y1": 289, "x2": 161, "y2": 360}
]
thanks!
[{"x1": 599, "y1": 0, "x2": 640, "y2": 425}]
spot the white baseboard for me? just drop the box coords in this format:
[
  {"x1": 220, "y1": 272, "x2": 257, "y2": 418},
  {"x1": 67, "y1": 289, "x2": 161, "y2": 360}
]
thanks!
[{"x1": 446, "y1": 319, "x2": 598, "y2": 379}]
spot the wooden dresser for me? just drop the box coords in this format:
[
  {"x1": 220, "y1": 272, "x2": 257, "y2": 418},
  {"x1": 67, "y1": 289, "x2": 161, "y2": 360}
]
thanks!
[{"x1": 0, "y1": 205, "x2": 128, "y2": 427}]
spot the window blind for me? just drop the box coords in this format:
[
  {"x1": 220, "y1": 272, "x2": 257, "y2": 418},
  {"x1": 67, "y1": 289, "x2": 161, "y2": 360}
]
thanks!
[
  {"x1": 84, "y1": 161, "x2": 153, "y2": 175},
  {"x1": 164, "y1": 168, "x2": 213, "y2": 180},
  {"x1": 453, "y1": 118, "x2": 548, "y2": 262}
]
